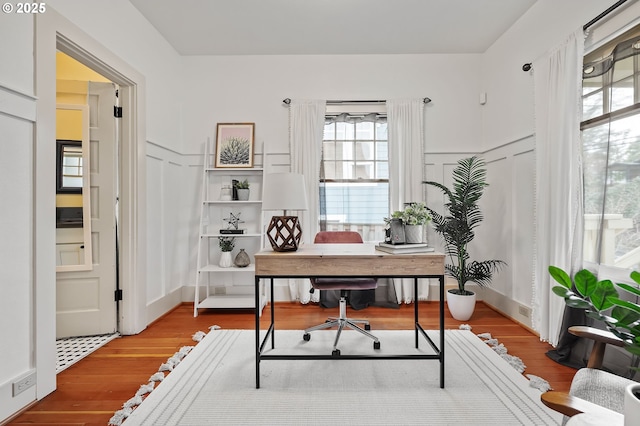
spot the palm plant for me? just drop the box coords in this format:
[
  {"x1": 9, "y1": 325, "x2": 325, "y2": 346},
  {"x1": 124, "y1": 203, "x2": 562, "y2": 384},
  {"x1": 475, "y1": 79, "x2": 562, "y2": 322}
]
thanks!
[{"x1": 423, "y1": 156, "x2": 505, "y2": 294}]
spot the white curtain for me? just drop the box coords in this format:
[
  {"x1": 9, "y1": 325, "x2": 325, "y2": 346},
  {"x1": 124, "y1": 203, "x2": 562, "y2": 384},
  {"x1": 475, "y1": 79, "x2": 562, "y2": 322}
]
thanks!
[
  {"x1": 288, "y1": 99, "x2": 326, "y2": 303},
  {"x1": 387, "y1": 98, "x2": 429, "y2": 303},
  {"x1": 532, "y1": 28, "x2": 584, "y2": 346}
]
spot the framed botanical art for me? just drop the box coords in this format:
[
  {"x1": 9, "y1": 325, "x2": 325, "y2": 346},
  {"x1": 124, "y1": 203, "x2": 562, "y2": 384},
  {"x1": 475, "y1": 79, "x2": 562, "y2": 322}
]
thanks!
[{"x1": 215, "y1": 123, "x2": 255, "y2": 168}]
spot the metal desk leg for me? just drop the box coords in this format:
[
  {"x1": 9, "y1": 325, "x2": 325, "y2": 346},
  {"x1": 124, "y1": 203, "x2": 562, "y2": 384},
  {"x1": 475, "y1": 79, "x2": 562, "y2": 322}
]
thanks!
[
  {"x1": 440, "y1": 274, "x2": 445, "y2": 388},
  {"x1": 270, "y1": 278, "x2": 275, "y2": 349},
  {"x1": 255, "y1": 276, "x2": 261, "y2": 389},
  {"x1": 414, "y1": 277, "x2": 419, "y2": 348}
]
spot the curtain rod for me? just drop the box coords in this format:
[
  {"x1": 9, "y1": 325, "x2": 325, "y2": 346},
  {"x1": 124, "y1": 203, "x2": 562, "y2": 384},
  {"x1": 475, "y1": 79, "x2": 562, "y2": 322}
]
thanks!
[
  {"x1": 282, "y1": 98, "x2": 432, "y2": 105},
  {"x1": 521, "y1": 0, "x2": 630, "y2": 72}
]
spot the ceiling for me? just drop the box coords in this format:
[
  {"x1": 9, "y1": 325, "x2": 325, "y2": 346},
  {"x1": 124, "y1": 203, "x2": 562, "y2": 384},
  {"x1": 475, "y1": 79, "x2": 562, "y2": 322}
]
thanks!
[{"x1": 129, "y1": 0, "x2": 537, "y2": 56}]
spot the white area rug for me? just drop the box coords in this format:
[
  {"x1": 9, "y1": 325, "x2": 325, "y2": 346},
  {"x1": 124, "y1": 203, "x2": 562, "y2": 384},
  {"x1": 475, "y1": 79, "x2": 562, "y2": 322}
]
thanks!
[{"x1": 124, "y1": 329, "x2": 561, "y2": 425}]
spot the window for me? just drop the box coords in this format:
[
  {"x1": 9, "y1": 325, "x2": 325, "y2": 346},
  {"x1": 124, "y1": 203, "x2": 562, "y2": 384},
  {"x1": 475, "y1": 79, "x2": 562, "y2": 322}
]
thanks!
[
  {"x1": 582, "y1": 26, "x2": 640, "y2": 268},
  {"x1": 321, "y1": 117, "x2": 388, "y2": 241},
  {"x1": 56, "y1": 140, "x2": 83, "y2": 193}
]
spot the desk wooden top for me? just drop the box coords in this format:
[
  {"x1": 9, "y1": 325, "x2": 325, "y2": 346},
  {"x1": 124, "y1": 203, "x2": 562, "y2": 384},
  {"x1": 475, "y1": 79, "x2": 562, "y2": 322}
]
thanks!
[{"x1": 254, "y1": 243, "x2": 445, "y2": 277}]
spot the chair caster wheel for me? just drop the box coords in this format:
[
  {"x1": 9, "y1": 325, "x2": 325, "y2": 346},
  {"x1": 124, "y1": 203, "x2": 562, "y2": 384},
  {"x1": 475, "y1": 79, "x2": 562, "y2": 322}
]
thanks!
[
  {"x1": 365, "y1": 324, "x2": 371, "y2": 331},
  {"x1": 303, "y1": 333, "x2": 311, "y2": 341},
  {"x1": 332, "y1": 349, "x2": 341, "y2": 356},
  {"x1": 374, "y1": 341, "x2": 381, "y2": 350}
]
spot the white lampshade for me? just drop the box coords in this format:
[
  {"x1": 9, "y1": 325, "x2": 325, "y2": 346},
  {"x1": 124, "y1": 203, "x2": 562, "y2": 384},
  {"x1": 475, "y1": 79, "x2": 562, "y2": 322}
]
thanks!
[{"x1": 262, "y1": 173, "x2": 308, "y2": 212}]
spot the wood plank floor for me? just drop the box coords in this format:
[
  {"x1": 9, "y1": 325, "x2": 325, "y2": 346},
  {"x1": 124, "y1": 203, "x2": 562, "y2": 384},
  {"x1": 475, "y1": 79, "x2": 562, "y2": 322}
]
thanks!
[{"x1": 7, "y1": 301, "x2": 576, "y2": 426}]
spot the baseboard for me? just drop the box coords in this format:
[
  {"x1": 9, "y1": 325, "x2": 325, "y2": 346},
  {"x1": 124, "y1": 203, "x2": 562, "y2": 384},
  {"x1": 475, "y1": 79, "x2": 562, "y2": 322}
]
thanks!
[
  {"x1": 146, "y1": 288, "x2": 183, "y2": 325},
  {"x1": 479, "y1": 288, "x2": 534, "y2": 331}
]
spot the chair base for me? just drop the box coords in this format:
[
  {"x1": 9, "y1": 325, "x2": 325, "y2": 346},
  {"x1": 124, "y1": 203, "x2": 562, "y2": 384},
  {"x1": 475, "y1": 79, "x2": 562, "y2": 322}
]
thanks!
[{"x1": 303, "y1": 295, "x2": 381, "y2": 355}]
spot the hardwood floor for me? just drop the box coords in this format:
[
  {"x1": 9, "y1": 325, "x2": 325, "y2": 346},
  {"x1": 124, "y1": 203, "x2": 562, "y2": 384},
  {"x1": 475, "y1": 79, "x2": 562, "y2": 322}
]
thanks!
[{"x1": 7, "y1": 301, "x2": 576, "y2": 426}]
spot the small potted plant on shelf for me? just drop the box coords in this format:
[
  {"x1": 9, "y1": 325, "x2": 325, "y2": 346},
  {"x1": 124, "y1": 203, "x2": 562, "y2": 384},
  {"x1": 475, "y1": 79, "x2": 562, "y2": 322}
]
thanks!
[
  {"x1": 423, "y1": 156, "x2": 505, "y2": 321},
  {"x1": 549, "y1": 266, "x2": 640, "y2": 420},
  {"x1": 235, "y1": 179, "x2": 250, "y2": 201},
  {"x1": 218, "y1": 236, "x2": 235, "y2": 268}
]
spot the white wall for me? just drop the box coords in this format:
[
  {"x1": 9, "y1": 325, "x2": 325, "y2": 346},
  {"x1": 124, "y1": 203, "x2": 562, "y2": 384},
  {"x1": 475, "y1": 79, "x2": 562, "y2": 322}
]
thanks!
[{"x1": 0, "y1": 12, "x2": 42, "y2": 421}]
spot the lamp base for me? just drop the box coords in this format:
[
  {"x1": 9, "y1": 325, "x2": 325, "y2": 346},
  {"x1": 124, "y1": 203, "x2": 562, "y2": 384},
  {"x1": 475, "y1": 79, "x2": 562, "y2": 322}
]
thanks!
[{"x1": 266, "y1": 215, "x2": 302, "y2": 252}]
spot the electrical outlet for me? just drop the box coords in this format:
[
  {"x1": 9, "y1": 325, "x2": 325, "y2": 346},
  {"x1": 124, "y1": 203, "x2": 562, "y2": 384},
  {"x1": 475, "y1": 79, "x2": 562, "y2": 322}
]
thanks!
[
  {"x1": 518, "y1": 305, "x2": 530, "y2": 318},
  {"x1": 12, "y1": 371, "x2": 36, "y2": 396}
]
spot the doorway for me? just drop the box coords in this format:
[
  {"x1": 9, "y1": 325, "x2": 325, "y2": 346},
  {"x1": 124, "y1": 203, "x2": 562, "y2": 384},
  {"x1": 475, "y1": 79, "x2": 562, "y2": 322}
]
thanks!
[
  {"x1": 34, "y1": 10, "x2": 147, "y2": 401},
  {"x1": 55, "y1": 59, "x2": 119, "y2": 338}
]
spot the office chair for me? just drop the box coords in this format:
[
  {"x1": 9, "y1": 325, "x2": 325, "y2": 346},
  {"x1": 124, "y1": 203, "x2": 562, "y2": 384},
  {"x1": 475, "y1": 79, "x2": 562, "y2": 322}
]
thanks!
[{"x1": 302, "y1": 231, "x2": 381, "y2": 356}]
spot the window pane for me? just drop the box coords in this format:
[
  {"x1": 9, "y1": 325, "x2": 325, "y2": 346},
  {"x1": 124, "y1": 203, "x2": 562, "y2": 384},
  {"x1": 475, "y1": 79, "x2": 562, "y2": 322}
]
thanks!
[
  {"x1": 323, "y1": 182, "x2": 388, "y2": 224},
  {"x1": 376, "y1": 161, "x2": 389, "y2": 179},
  {"x1": 335, "y1": 141, "x2": 353, "y2": 161},
  {"x1": 612, "y1": 56, "x2": 634, "y2": 83},
  {"x1": 376, "y1": 122, "x2": 388, "y2": 139},
  {"x1": 583, "y1": 74, "x2": 603, "y2": 97},
  {"x1": 336, "y1": 122, "x2": 353, "y2": 140},
  {"x1": 354, "y1": 162, "x2": 374, "y2": 179},
  {"x1": 376, "y1": 141, "x2": 388, "y2": 161},
  {"x1": 324, "y1": 161, "x2": 336, "y2": 179},
  {"x1": 583, "y1": 91, "x2": 604, "y2": 121},
  {"x1": 322, "y1": 141, "x2": 335, "y2": 160},
  {"x1": 323, "y1": 123, "x2": 335, "y2": 140},
  {"x1": 355, "y1": 141, "x2": 374, "y2": 161},
  {"x1": 583, "y1": 114, "x2": 640, "y2": 267},
  {"x1": 356, "y1": 121, "x2": 374, "y2": 140},
  {"x1": 611, "y1": 77, "x2": 634, "y2": 111}
]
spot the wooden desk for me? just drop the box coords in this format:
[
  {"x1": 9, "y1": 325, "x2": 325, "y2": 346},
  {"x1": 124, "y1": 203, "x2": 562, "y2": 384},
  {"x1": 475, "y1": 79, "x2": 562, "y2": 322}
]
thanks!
[{"x1": 254, "y1": 243, "x2": 446, "y2": 389}]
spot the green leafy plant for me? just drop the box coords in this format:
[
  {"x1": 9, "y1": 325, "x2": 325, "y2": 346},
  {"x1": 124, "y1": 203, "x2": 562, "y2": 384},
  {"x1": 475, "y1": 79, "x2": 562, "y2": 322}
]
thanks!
[
  {"x1": 423, "y1": 156, "x2": 505, "y2": 294},
  {"x1": 218, "y1": 236, "x2": 235, "y2": 252},
  {"x1": 549, "y1": 266, "x2": 640, "y2": 362},
  {"x1": 384, "y1": 202, "x2": 431, "y2": 226},
  {"x1": 401, "y1": 202, "x2": 431, "y2": 225},
  {"x1": 235, "y1": 179, "x2": 250, "y2": 189}
]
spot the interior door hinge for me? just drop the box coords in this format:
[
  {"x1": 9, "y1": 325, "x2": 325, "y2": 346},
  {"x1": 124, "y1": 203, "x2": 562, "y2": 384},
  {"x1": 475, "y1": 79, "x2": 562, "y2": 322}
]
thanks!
[
  {"x1": 114, "y1": 289, "x2": 123, "y2": 301},
  {"x1": 114, "y1": 106, "x2": 123, "y2": 118}
]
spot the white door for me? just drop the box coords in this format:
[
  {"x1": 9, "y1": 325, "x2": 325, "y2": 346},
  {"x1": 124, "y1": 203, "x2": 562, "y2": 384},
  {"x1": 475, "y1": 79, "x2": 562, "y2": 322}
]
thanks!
[{"x1": 56, "y1": 82, "x2": 118, "y2": 338}]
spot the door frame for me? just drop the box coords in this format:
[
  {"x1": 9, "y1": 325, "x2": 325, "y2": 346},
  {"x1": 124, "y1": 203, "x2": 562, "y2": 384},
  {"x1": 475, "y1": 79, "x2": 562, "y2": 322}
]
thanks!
[{"x1": 35, "y1": 9, "x2": 147, "y2": 398}]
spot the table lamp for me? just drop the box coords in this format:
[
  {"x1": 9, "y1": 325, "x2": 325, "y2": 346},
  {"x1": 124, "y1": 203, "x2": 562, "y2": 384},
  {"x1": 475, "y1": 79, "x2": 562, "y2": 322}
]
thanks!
[{"x1": 262, "y1": 172, "x2": 308, "y2": 252}]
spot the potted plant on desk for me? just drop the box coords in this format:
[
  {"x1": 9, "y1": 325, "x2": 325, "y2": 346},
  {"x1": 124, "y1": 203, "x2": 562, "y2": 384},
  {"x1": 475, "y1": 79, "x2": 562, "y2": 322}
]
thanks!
[
  {"x1": 401, "y1": 202, "x2": 431, "y2": 244},
  {"x1": 423, "y1": 156, "x2": 505, "y2": 321},
  {"x1": 384, "y1": 202, "x2": 431, "y2": 244}
]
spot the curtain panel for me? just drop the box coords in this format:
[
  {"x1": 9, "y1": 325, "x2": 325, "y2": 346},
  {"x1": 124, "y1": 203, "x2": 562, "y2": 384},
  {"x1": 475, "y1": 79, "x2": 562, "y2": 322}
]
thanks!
[
  {"x1": 288, "y1": 99, "x2": 326, "y2": 303},
  {"x1": 386, "y1": 98, "x2": 430, "y2": 303},
  {"x1": 532, "y1": 28, "x2": 585, "y2": 346}
]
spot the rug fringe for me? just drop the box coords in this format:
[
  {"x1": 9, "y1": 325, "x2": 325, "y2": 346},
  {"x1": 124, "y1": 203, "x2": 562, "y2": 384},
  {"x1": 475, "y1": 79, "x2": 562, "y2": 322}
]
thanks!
[
  {"x1": 473, "y1": 326, "x2": 550, "y2": 387},
  {"x1": 526, "y1": 374, "x2": 553, "y2": 392},
  {"x1": 109, "y1": 325, "x2": 221, "y2": 423}
]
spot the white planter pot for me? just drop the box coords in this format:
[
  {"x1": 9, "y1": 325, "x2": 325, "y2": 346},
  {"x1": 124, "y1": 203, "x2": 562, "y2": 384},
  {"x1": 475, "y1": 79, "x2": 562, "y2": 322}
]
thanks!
[
  {"x1": 404, "y1": 225, "x2": 423, "y2": 244},
  {"x1": 625, "y1": 383, "x2": 640, "y2": 426},
  {"x1": 446, "y1": 289, "x2": 476, "y2": 321},
  {"x1": 237, "y1": 188, "x2": 250, "y2": 201},
  {"x1": 219, "y1": 251, "x2": 233, "y2": 268}
]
